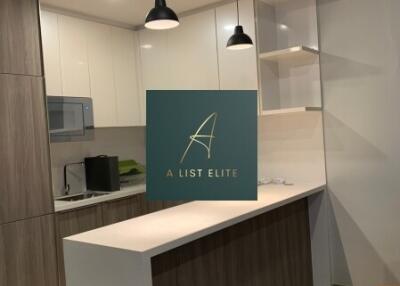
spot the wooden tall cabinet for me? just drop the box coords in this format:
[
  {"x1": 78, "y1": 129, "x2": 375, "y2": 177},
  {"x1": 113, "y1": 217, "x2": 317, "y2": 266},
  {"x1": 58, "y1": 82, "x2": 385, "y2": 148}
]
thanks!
[
  {"x1": 0, "y1": 1, "x2": 57, "y2": 286},
  {"x1": 0, "y1": 215, "x2": 58, "y2": 286},
  {"x1": 0, "y1": 74, "x2": 53, "y2": 224},
  {"x1": 0, "y1": 0, "x2": 42, "y2": 76}
]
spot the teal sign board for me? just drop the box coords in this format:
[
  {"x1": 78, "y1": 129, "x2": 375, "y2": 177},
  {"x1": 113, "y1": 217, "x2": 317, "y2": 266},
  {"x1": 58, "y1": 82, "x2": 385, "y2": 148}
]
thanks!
[{"x1": 146, "y1": 90, "x2": 257, "y2": 200}]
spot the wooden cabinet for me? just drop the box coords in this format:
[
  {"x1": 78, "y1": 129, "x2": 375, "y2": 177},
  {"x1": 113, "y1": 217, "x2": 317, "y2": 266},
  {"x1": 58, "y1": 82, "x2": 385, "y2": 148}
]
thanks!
[
  {"x1": 55, "y1": 204, "x2": 103, "y2": 286},
  {"x1": 0, "y1": 74, "x2": 53, "y2": 224},
  {"x1": 0, "y1": 0, "x2": 42, "y2": 76},
  {"x1": 215, "y1": 0, "x2": 258, "y2": 90},
  {"x1": 0, "y1": 1, "x2": 57, "y2": 285},
  {"x1": 152, "y1": 199, "x2": 313, "y2": 286},
  {"x1": 0, "y1": 215, "x2": 58, "y2": 286},
  {"x1": 102, "y1": 195, "x2": 143, "y2": 226},
  {"x1": 135, "y1": 193, "x2": 186, "y2": 215},
  {"x1": 55, "y1": 193, "x2": 186, "y2": 286},
  {"x1": 143, "y1": 198, "x2": 165, "y2": 214}
]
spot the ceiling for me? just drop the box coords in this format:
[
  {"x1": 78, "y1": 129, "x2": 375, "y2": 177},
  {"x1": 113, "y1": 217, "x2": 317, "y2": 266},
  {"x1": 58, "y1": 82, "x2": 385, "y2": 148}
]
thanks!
[{"x1": 40, "y1": 0, "x2": 227, "y2": 28}]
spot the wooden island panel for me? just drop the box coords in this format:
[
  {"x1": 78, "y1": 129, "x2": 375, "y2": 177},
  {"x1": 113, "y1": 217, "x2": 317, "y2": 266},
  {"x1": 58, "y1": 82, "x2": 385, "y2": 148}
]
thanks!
[{"x1": 151, "y1": 199, "x2": 313, "y2": 286}]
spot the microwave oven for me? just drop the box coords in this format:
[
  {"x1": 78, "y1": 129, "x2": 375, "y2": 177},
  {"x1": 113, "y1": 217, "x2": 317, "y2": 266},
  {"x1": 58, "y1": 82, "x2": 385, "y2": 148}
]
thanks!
[{"x1": 47, "y1": 96, "x2": 94, "y2": 143}]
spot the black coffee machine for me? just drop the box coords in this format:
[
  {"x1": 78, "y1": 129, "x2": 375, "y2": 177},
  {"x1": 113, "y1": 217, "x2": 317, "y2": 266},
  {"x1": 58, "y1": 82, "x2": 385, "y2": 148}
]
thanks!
[{"x1": 85, "y1": 155, "x2": 120, "y2": 192}]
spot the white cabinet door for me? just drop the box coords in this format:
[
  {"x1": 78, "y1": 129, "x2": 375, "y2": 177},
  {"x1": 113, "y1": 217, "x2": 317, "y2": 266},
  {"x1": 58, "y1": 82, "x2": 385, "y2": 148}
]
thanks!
[
  {"x1": 216, "y1": 0, "x2": 258, "y2": 90},
  {"x1": 138, "y1": 29, "x2": 169, "y2": 125},
  {"x1": 167, "y1": 10, "x2": 219, "y2": 90},
  {"x1": 111, "y1": 27, "x2": 142, "y2": 127},
  {"x1": 58, "y1": 15, "x2": 91, "y2": 98},
  {"x1": 86, "y1": 21, "x2": 117, "y2": 127},
  {"x1": 138, "y1": 10, "x2": 220, "y2": 124},
  {"x1": 40, "y1": 11, "x2": 62, "y2": 96}
]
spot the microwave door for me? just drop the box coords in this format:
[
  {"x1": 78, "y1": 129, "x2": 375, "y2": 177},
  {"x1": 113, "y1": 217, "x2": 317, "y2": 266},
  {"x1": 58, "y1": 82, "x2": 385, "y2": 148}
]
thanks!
[{"x1": 48, "y1": 97, "x2": 94, "y2": 142}]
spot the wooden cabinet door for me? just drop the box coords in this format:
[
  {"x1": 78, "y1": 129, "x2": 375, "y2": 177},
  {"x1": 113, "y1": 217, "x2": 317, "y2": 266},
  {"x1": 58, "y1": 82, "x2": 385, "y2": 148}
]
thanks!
[
  {"x1": 0, "y1": 215, "x2": 58, "y2": 286},
  {"x1": 135, "y1": 193, "x2": 164, "y2": 214},
  {"x1": 55, "y1": 205, "x2": 103, "y2": 286},
  {"x1": 0, "y1": 0, "x2": 42, "y2": 76},
  {"x1": 102, "y1": 195, "x2": 144, "y2": 226},
  {"x1": 162, "y1": 200, "x2": 187, "y2": 209},
  {"x1": 0, "y1": 74, "x2": 53, "y2": 224},
  {"x1": 135, "y1": 193, "x2": 185, "y2": 215}
]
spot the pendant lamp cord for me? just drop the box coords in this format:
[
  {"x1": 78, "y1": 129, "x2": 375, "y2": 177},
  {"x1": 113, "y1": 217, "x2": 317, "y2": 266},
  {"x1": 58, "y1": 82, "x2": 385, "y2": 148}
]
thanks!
[{"x1": 236, "y1": 0, "x2": 239, "y2": 25}]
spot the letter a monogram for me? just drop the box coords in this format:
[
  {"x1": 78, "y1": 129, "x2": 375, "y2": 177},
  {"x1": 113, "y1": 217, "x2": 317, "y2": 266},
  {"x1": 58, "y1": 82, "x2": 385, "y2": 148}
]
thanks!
[{"x1": 180, "y1": 112, "x2": 218, "y2": 163}]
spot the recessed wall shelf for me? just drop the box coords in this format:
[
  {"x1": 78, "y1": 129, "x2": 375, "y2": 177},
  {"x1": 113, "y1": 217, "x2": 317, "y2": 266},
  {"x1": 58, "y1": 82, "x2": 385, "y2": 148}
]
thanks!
[
  {"x1": 259, "y1": 106, "x2": 321, "y2": 116},
  {"x1": 259, "y1": 46, "x2": 319, "y2": 62}
]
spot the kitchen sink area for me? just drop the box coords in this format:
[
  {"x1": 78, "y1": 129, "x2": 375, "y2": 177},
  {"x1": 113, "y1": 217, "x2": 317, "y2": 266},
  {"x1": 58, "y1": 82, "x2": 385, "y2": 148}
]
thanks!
[
  {"x1": 54, "y1": 184, "x2": 146, "y2": 212},
  {"x1": 56, "y1": 192, "x2": 109, "y2": 202}
]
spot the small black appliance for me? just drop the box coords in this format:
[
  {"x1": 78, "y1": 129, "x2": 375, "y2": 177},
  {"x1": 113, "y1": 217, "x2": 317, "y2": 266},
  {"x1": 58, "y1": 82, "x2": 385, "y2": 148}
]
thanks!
[{"x1": 84, "y1": 155, "x2": 120, "y2": 192}]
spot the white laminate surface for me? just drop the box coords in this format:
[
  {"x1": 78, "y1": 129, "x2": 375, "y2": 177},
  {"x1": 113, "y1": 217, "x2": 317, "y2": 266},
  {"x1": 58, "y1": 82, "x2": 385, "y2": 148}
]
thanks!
[
  {"x1": 54, "y1": 184, "x2": 146, "y2": 212},
  {"x1": 65, "y1": 183, "x2": 324, "y2": 257}
]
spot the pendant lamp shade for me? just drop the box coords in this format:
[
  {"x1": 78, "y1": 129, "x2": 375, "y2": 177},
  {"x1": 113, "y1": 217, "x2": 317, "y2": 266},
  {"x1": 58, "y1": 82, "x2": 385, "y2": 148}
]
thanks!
[
  {"x1": 226, "y1": 0, "x2": 253, "y2": 50},
  {"x1": 226, "y1": 25, "x2": 253, "y2": 50},
  {"x1": 145, "y1": 0, "x2": 179, "y2": 30}
]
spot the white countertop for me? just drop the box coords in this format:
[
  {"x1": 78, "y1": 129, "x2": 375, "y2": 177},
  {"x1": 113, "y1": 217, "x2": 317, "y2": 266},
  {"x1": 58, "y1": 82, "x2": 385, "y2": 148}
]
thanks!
[
  {"x1": 54, "y1": 184, "x2": 146, "y2": 212},
  {"x1": 65, "y1": 182, "x2": 325, "y2": 258}
]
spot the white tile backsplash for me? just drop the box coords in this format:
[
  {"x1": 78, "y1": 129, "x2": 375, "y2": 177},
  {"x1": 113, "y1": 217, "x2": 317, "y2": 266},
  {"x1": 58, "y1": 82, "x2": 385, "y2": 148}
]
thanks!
[{"x1": 50, "y1": 127, "x2": 145, "y2": 197}]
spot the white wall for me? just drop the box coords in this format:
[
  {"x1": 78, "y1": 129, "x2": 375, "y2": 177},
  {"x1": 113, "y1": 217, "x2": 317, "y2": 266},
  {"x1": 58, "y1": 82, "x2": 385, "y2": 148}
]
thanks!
[
  {"x1": 318, "y1": 0, "x2": 400, "y2": 285},
  {"x1": 50, "y1": 127, "x2": 145, "y2": 197}
]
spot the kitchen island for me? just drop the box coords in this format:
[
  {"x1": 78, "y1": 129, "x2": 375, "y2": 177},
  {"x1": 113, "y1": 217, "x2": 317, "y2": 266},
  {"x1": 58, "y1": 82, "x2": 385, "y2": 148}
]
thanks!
[{"x1": 63, "y1": 183, "x2": 325, "y2": 286}]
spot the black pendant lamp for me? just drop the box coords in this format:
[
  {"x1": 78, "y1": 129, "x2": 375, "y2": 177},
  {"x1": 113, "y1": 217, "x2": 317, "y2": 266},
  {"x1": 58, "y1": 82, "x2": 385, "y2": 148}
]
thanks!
[
  {"x1": 145, "y1": 0, "x2": 179, "y2": 30},
  {"x1": 226, "y1": 0, "x2": 253, "y2": 50}
]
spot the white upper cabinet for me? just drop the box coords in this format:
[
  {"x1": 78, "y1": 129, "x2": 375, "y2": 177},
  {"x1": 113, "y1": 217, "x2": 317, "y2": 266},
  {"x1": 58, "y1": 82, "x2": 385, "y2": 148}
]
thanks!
[
  {"x1": 41, "y1": 1, "x2": 260, "y2": 127},
  {"x1": 58, "y1": 15, "x2": 91, "y2": 98},
  {"x1": 138, "y1": 10, "x2": 220, "y2": 124},
  {"x1": 216, "y1": 0, "x2": 258, "y2": 90},
  {"x1": 139, "y1": 9, "x2": 219, "y2": 90},
  {"x1": 111, "y1": 27, "x2": 142, "y2": 127},
  {"x1": 139, "y1": 29, "x2": 170, "y2": 91},
  {"x1": 40, "y1": 11, "x2": 62, "y2": 96},
  {"x1": 40, "y1": 11, "x2": 143, "y2": 127},
  {"x1": 86, "y1": 21, "x2": 117, "y2": 127},
  {"x1": 138, "y1": 29, "x2": 169, "y2": 124},
  {"x1": 167, "y1": 10, "x2": 219, "y2": 90}
]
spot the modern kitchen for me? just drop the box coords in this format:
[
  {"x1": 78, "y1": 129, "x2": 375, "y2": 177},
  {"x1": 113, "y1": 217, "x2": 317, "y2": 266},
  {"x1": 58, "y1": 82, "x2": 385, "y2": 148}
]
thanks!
[{"x1": 0, "y1": 0, "x2": 399, "y2": 286}]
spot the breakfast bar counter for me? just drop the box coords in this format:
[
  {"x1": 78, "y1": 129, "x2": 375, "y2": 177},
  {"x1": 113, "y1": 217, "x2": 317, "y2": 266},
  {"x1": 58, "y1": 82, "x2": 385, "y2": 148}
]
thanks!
[{"x1": 63, "y1": 183, "x2": 325, "y2": 286}]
